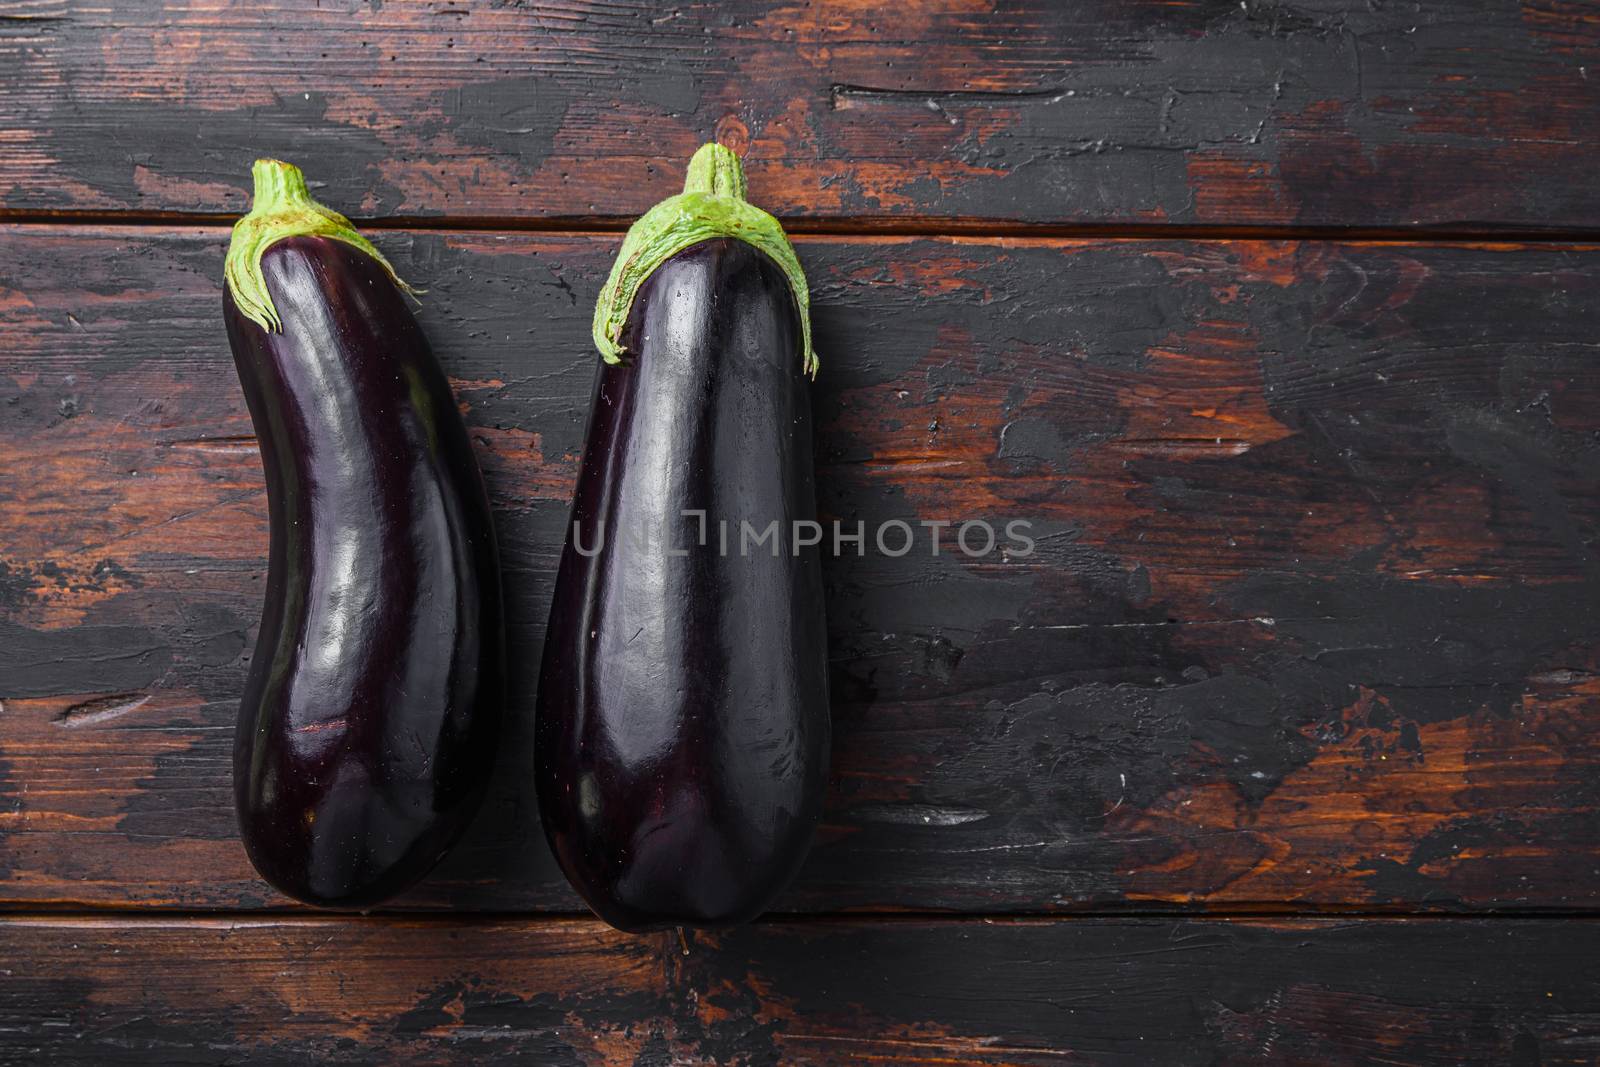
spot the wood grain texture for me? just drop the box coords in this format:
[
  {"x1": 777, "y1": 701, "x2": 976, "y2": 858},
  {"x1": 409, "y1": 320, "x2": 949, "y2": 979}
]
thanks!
[
  {"x1": 3, "y1": 0, "x2": 1600, "y2": 229},
  {"x1": 2, "y1": 916, "x2": 1598, "y2": 1065},
  {"x1": 3, "y1": 226, "x2": 1597, "y2": 913}
]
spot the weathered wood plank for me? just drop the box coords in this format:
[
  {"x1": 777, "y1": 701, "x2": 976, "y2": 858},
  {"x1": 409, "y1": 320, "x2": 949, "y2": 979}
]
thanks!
[
  {"x1": 4, "y1": 0, "x2": 1600, "y2": 228},
  {"x1": 2, "y1": 916, "x2": 1597, "y2": 1065},
  {"x1": 2, "y1": 227, "x2": 1598, "y2": 912}
]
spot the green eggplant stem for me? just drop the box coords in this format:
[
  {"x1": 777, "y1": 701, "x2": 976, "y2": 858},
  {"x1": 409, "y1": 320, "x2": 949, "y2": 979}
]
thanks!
[
  {"x1": 591, "y1": 143, "x2": 817, "y2": 377},
  {"x1": 224, "y1": 159, "x2": 414, "y2": 334}
]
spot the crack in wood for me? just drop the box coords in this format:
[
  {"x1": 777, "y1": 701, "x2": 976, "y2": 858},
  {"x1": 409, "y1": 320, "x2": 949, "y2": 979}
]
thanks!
[{"x1": 52, "y1": 693, "x2": 151, "y2": 729}]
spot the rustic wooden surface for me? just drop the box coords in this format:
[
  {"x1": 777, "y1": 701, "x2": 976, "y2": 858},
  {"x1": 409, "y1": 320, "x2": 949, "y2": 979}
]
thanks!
[
  {"x1": 5, "y1": 916, "x2": 1600, "y2": 1066},
  {"x1": 4, "y1": 1, "x2": 1600, "y2": 1063},
  {"x1": 3, "y1": 229, "x2": 1598, "y2": 915},
  {"x1": 3, "y1": 0, "x2": 1600, "y2": 229}
]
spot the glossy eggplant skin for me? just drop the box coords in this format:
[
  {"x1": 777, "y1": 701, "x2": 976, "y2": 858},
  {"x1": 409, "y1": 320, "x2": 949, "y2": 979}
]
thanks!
[
  {"x1": 536, "y1": 238, "x2": 830, "y2": 931},
  {"x1": 225, "y1": 235, "x2": 503, "y2": 909}
]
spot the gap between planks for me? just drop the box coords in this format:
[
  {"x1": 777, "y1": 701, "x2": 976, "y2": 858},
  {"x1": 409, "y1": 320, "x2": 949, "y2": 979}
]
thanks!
[{"x1": 7, "y1": 209, "x2": 1600, "y2": 246}]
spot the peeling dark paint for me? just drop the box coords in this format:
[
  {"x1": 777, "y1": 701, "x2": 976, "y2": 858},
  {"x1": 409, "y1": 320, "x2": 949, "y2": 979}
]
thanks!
[
  {"x1": 114, "y1": 701, "x2": 236, "y2": 844},
  {"x1": 4, "y1": 917, "x2": 1599, "y2": 1063},
  {"x1": 0, "y1": 620, "x2": 171, "y2": 699},
  {"x1": 0, "y1": 561, "x2": 32, "y2": 611},
  {"x1": 423, "y1": 74, "x2": 572, "y2": 172},
  {"x1": 391, "y1": 982, "x2": 591, "y2": 1065}
]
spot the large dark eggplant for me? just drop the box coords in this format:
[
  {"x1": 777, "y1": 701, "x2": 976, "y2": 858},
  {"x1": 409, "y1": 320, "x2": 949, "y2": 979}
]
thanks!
[
  {"x1": 536, "y1": 144, "x2": 829, "y2": 931},
  {"x1": 222, "y1": 160, "x2": 504, "y2": 908}
]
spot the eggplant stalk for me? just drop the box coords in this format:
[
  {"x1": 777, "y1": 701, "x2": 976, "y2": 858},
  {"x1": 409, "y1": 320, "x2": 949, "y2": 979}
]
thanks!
[
  {"x1": 225, "y1": 159, "x2": 413, "y2": 333},
  {"x1": 591, "y1": 142, "x2": 817, "y2": 375}
]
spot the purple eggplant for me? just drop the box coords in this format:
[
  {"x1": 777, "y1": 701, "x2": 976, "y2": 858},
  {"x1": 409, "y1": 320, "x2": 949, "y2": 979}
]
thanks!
[
  {"x1": 222, "y1": 160, "x2": 503, "y2": 908},
  {"x1": 536, "y1": 144, "x2": 828, "y2": 931}
]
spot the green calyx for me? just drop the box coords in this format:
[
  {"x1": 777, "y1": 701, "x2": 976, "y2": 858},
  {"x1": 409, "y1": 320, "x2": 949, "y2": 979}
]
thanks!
[
  {"x1": 592, "y1": 143, "x2": 817, "y2": 376},
  {"x1": 224, "y1": 159, "x2": 413, "y2": 333}
]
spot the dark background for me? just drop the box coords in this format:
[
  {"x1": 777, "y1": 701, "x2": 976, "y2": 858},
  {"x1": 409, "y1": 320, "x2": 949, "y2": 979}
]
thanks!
[{"x1": 2, "y1": 1, "x2": 1599, "y2": 1063}]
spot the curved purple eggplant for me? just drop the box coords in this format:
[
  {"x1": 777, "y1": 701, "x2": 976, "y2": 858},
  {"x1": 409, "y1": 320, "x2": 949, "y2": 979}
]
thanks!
[
  {"x1": 536, "y1": 145, "x2": 829, "y2": 931},
  {"x1": 223, "y1": 160, "x2": 503, "y2": 908}
]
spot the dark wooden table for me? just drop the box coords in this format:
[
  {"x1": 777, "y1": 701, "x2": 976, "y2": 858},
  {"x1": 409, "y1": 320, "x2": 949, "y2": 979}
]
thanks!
[{"x1": 4, "y1": 2, "x2": 1600, "y2": 1063}]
